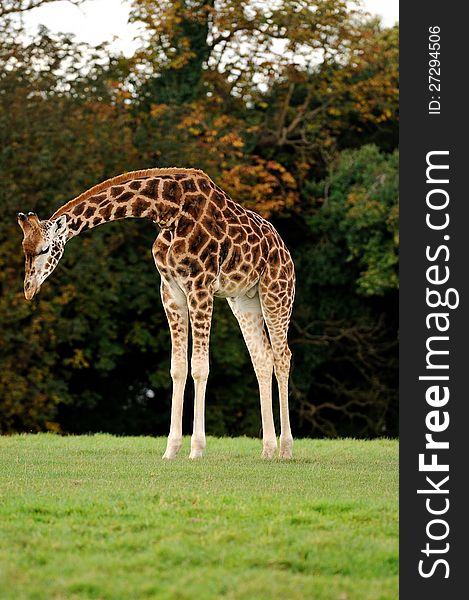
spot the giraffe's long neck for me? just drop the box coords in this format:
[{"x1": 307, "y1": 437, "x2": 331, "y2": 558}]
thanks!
[{"x1": 52, "y1": 175, "x2": 184, "y2": 240}]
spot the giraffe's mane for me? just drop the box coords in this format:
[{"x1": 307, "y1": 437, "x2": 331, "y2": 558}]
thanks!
[{"x1": 51, "y1": 167, "x2": 210, "y2": 219}]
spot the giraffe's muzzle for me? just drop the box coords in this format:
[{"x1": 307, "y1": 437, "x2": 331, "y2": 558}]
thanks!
[{"x1": 24, "y1": 279, "x2": 40, "y2": 301}]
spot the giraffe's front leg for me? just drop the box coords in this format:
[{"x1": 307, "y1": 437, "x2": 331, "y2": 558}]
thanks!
[
  {"x1": 160, "y1": 281, "x2": 189, "y2": 460},
  {"x1": 187, "y1": 290, "x2": 214, "y2": 459}
]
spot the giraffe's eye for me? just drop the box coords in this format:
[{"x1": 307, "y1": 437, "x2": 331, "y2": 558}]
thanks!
[{"x1": 36, "y1": 246, "x2": 50, "y2": 256}]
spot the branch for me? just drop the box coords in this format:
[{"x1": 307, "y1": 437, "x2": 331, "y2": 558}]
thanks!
[{"x1": 0, "y1": 0, "x2": 82, "y2": 18}]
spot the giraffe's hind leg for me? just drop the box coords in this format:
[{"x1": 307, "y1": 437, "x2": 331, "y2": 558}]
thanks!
[
  {"x1": 259, "y1": 273, "x2": 295, "y2": 459},
  {"x1": 227, "y1": 293, "x2": 277, "y2": 458}
]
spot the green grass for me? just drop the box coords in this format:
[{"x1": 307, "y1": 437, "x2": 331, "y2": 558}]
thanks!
[{"x1": 0, "y1": 435, "x2": 398, "y2": 599}]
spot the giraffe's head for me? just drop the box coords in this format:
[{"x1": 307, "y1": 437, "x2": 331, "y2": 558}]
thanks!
[{"x1": 17, "y1": 212, "x2": 68, "y2": 300}]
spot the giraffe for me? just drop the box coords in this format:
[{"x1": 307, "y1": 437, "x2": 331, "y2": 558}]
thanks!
[{"x1": 17, "y1": 168, "x2": 295, "y2": 459}]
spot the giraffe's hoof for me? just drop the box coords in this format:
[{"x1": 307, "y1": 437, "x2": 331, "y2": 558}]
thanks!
[
  {"x1": 162, "y1": 443, "x2": 182, "y2": 460},
  {"x1": 261, "y1": 440, "x2": 277, "y2": 459},
  {"x1": 279, "y1": 437, "x2": 293, "y2": 459},
  {"x1": 189, "y1": 448, "x2": 204, "y2": 459}
]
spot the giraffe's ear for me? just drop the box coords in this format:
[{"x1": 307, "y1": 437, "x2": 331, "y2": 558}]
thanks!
[
  {"x1": 53, "y1": 215, "x2": 67, "y2": 235},
  {"x1": 17, "y1": 212, "x2": 31, "y2": 234}
]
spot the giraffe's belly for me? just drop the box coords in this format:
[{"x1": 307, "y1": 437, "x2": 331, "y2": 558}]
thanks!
[{"x1": 213, "y1": 272, "x2": 260, "y2": 299}]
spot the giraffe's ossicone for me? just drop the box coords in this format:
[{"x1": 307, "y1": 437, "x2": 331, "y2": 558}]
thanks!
[{"x1": 18, "y1": 168, "x2": 295, "y2": 459}]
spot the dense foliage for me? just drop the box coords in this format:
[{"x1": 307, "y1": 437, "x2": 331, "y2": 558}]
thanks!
[{"x1": 0, "y1": 0, "x2": 398, "y2": 437}]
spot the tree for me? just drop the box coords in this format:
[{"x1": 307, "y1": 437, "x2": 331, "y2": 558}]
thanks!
[
  {"x1": 289, "y1": 145, "x2": 398, "y2": 437},
  {"x1": 130, "y1": 1, "x2": 398, "y2": 183},
  {"x1": 0, "y1": 28, "x2": 145, "y2": 431},
  {"x1": 131, "y1": 0, "x2": 215, "y2": 105},
  {"x1": 0, "y1": 4, "x2": 399, "y2": 439}
]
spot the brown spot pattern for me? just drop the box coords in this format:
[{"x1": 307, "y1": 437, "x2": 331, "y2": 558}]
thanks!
[
  {"x1": 73, "y1": 203, "x2": 85, "y2": 216},
  {"x1": 181, "y1": 194, "x2": 205, "y2": 221},
  {"x1": 197, "y1": 178, "x2": 211, "y2": 194},
  {"x1": 176, "y1": 216, "x2": 195, "y2": 237},
  {"x1": 132, "y1": 198, "x2": 150, "y2": 217},
  {"x1": 89, "y1": 194, "x2": 107, "y2": 204},
  {"x1": 188, "y1": 225, "x2": 210, "y2": 254},
  {"x1": 114, "y1": 205, "x2": 127, "y2": 219},
  {"x1": 182, "y1": 179, "x2": 197, "y2": 193},
  {"x1": 116, "y1": 192, "x2": 134, "y2": 203},
  {"x1": 84, "y1": 206, "x2": 96, "y2": 219},
  {"x1": 100, "y1": 204, "x2": 113, "y2": 220},
  {"x1": 111, "y1": 186, "x2": 124, "y2": 197},
  {"x1": 162, "y1": 180, "x2": 182, "y2": 204},
  {"x1": 141, "y1": 178, "x2": 159, "y2": 200}
]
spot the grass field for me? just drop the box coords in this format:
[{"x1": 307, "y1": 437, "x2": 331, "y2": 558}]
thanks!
[{"x1": 0, "y1": 435, "x2": 398, "y2": 599}]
